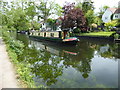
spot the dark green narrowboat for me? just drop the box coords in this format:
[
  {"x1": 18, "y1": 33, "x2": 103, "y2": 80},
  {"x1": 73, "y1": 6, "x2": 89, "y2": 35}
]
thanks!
[{"x1": 29, "y1": 29, "x2": 79, "y2": 45}]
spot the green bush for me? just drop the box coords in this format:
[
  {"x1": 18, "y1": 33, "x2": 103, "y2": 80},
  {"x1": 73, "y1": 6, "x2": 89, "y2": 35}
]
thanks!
[
  {"x1": 116, "y1": 19, "x2": 120, "y2": 27},
  {"x1": 2, "y1": 31, "x2": 24, "y2": 55},
  {"x1": 114, "y1": 34, "x2": 119, "y2": 39},
  {"x1": 2, "y1": 31, "x2": 36, "y2": 88},
  {"x1": 104, "y1": 20, "x2": 117, "y2": 31},
  {"x1": 73, "y1": 28, "x2": 80, "y2": 33}
]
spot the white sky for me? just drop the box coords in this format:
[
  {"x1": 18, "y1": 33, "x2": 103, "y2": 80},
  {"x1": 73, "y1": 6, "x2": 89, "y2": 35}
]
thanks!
[
  {"x1": 54, "y1": 0, "x2": 119, "y2": 12},
  {"x1": 4, "y1": 0, "x2": 120, "y2": 12}
]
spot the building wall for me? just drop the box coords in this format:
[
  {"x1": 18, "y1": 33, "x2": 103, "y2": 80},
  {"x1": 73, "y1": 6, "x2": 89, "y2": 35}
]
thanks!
[{"x1": 102, "y1": 9, "x2": 113, "y2": 23}]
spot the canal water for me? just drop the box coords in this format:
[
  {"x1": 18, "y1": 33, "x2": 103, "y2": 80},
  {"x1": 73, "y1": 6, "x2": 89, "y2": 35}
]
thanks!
[{"x1": 16, "y1": 34, "x2": 119, "y2": 88}]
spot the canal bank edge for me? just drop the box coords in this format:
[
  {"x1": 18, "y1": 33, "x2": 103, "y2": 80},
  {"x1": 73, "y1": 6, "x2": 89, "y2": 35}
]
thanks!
[
  {"x1": 75, "y1": 35, "x2": 120, "y2": 43},
  {"x1": 76, "y1": 35, "x2": 114, "y2": 42},
  {"x1": 76, "y1": 35, "x2": 114, "y2": 40}
]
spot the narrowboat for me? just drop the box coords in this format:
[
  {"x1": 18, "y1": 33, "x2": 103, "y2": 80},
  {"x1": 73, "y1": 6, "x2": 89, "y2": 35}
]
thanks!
[{"x1": 29, "y1": 28, "x2": 79, "y2": 45}]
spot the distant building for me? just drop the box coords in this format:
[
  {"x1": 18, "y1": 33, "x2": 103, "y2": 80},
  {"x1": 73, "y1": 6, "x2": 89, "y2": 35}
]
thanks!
[
  {"x1": 113, "y1": 8, "x2": 120, "y2": 20},
  {"x1": 102, "y1": 8, "x2": 120, "y2": 23},
  {"x1": 102, "y1": 8, "x2": 117, "y2": 23},
  {"x1": 102, "y1": 1, "x2": 120, "y2": 23}
]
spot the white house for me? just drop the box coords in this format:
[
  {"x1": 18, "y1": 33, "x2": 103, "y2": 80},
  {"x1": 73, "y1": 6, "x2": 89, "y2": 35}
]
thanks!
[
  {"x1": 113, "y1": 8, "x2": 120, "y2": 20},
  {"x1": 102, "y1": 8, "x2": 117, "y2": 23}
]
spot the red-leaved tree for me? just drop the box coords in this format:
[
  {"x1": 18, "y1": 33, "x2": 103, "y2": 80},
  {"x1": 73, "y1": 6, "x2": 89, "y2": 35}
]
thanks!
[{"x1": 61, "y1": 3, "x2": 87, "y2": 32}]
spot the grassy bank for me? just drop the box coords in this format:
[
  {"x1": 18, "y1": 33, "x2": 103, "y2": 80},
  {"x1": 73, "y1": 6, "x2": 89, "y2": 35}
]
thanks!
[
  {"x1": 77, "y1": 31, "x2": 115, "y2": 37},
  {"x1": 2, "y1": 31, "x2": 36, "y2": 88},
  {"x1": 0, "y1": 28, "x2": 2, "y2": 37}
]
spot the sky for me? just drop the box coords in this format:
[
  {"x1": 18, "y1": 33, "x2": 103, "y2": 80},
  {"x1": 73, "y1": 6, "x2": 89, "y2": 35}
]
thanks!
[
  {"x1": 54, "y1": 0, "x2": 119, "y2": 12},
  {"x1": 4, "y1": 0, "x2": 120, "y2": 12}
]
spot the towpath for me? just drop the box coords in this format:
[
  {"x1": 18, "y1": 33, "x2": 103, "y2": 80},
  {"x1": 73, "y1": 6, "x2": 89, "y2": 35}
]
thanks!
[{"x1": 0, "y1": 37, "x2": 19, "y2": 89}]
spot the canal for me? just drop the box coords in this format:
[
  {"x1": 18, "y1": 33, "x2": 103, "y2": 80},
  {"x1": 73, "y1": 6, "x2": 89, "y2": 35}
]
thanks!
[{"x1": 16, "y1": 33, "x2": 119, "y2": 88}]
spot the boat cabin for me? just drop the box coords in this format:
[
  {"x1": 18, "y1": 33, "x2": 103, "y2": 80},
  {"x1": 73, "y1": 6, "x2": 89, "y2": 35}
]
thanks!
[
  {"x1": 29, "y1": 27, "x2": 79, "y2": 45},
  {"x1": 30, "y1": 29, "x2": 70, "y2": 39}
]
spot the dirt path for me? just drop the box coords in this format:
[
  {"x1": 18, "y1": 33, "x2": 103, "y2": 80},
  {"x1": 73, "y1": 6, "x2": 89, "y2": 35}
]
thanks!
[{"x1": 0, "y1": 37, "x2": 19, "y2": 89}]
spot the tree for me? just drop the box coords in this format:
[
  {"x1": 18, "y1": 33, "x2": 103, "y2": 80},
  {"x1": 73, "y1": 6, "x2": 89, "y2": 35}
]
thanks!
[
  {"x1": 98, "y1": 5, "x2": 109, "y2": 19},
  {"x1": 46, "y1": 18, "x2": 57, "y2": 30},
  {"x1": 75, "y1": 0, "x2": 82, "y2": 8},
  {"x1": 81, "y1": 0, "x2": 95, "y2": 30},
  {"x1": 61, "y1": 3, "x2": 87, "y2": 32},
  {"x1": 82, "y1": 0, "x2": 94, "y2": 14},
  {"x1": 94, "y1": 15, "x2": 103, "y2": 26},
  {"x1": 85, "y1": 10, "x2": 95, "y2": 30},
  {"x1": 25, "y1": 2, "x2": 37, "y2": 30},
  {"x1": 25, "y1": 2, "x2": 37, "y2": 21},
  {"x1": 0, "y1": 1, "x2": 31, "y2": 31},
  {"x1": 12, "y1": 7, "x2": 30, "y2": 31},
  {"x1": 36, "y1": 0, "x2": 62, "y2": 23}
]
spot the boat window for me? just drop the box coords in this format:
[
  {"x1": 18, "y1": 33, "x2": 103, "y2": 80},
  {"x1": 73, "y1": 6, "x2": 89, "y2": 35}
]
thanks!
[{"x1": 50, "y1": 33, "x2": 54, "y2": 37}]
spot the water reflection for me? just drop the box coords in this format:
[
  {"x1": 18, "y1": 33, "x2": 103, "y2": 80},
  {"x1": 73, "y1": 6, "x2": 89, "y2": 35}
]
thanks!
[
  {"x1": 29, "y1": 40, "x2": 94, "y2": 79},
  {"x1": 17, "y1": 34, "x2": 119, "y2": 88}
]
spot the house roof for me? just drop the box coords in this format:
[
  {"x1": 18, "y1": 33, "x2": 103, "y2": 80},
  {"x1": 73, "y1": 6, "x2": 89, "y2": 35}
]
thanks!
[
  {"x1": 108, "y1": 8, "x2": 117, "y2": 13},
  {"x1": 114, "y1": 8, "x2": 120, "y2": 14}
]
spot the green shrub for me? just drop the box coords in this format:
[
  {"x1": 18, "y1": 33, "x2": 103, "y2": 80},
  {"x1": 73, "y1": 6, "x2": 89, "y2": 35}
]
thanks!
[
  {"x1": 73, "y1": 28, "x2": 80, "y2": 33},
  {"x1": 104, "y1": 20, "x2": 117, "y2": 31},
  {"x1": 2, "y1": 31, "x2": 36, "y2": 88},
  {"x1": 2, "y1": 31, "x2": 24, "y2": 54},
  {"x1": 114, "y1": 34, "x2": 119, "y2": 39}
]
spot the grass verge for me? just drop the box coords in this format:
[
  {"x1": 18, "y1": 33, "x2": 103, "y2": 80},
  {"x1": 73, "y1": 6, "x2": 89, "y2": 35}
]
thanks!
[{"x1": 78, "y1": 31, "x2": 115, "y2": 37}]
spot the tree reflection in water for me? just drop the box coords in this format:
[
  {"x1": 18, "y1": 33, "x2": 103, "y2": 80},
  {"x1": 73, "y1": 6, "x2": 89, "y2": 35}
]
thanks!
[
  {"x1": 18, "y1": 39, "x2": 94, "y2": 86},
  {"x1": 17, "y1": 34, "x2": 119, "y2": 88}
]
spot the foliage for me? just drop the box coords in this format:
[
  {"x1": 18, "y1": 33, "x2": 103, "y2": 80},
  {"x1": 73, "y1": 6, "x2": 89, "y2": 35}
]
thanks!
[
  {"x1": 104, "y1": 20, "x2": 117, "y2": 31},
  {"x1": 115, "y1": 19, "x2": 120, "y2": 27},
  {"x1": 1, "y1": 2, "x2": 30, "y2": 31},
  {"x1": 94, "y1": 16, "x2": 103, "y2": 25},
  {"x1": 73, "y1": 28, "x2": 80, "y2": 33},
  {"x1": 2, "y1": 31, "x2": 24, "y2": 55},
  {"x1": 31, "y1": 21, "x2": 41, "y2": 30},
  {"x1": 25, "y1": 2, "x2": 37, "y2": 20},
  {"x1": 12, "y1": 8, "x2": 30, "y2": 31},
  {"x1": 46, "y1": 18, "x2": 57, "y2": 30},
  {"x1": 2, "y1": 31, "x2": 36, "y2": 87},
  {"x1": 85, "y1": 10, "x2": 95, "y2": 27},
  {"x1": 81, "y1": 1, "x2": 95, "y2": 30},
  {"x1": 82, "y1": 0, "x2": 94, "y2": 14},
  {"x1": 36, "y1": 0, "x2": 62, "y2": 23},
  {"x1": 25, "y1": 2, "x2": 37, "y2": 30},
  {"x1": 97, "y1": 5, "x2": 109, "y2": 19},
  {"x1": 0, "y1": 27, "x2": 2, "y2": 37},
  {"x1": 114, "y1": 34, "x2": 119, "y2": 39},
  {"x1": 75, "y1": 0, "x2": 82, "y2": 8},
  {"x1": 52, "y1": 3, "x2": 63, "y2": 17},
  {"x1": 61, "y1": 3, "x2": 87, "y2": 32}
]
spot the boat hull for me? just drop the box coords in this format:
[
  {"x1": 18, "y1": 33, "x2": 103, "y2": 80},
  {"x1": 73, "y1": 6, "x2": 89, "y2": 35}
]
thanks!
[{"x1": 29, "y1": 35, "x2": 79, "y2": 45}]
